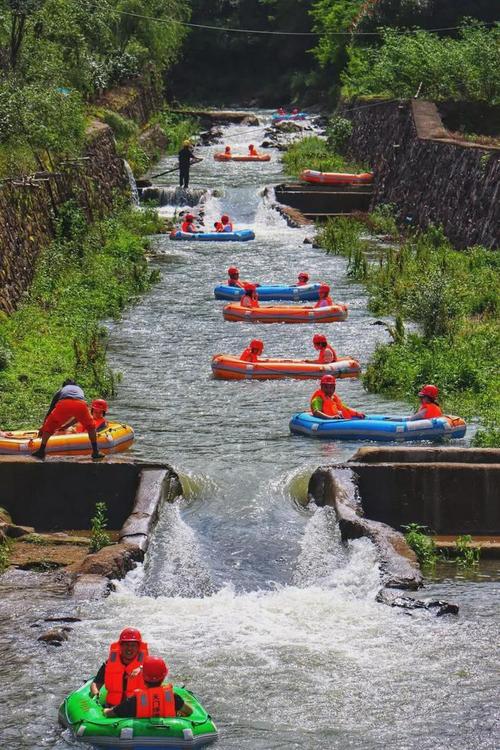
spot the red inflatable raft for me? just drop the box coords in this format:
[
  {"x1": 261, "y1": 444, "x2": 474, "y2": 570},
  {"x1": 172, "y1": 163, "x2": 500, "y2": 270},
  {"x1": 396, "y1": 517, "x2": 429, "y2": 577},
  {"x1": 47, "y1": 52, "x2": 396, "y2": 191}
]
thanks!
[{"x1": 301, "y1": 169, "x2": 373, "y2": 185}]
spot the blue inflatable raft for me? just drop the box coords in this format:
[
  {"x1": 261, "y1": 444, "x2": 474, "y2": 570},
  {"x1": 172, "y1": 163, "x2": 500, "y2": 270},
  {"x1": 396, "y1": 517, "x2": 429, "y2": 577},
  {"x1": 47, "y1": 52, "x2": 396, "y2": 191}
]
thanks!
[
  {"x1": 272, "y1": 112, "x2": 308, "y2": 122},
  {"x1": 289, "y1": 413, "x2": 467, "y2": 442},
  {"x1": 170, "y1": 229, "x2": 255, "y2": 242},
  {"x1": 214, "y1": 283, "x2": 321, "y2": 301}
]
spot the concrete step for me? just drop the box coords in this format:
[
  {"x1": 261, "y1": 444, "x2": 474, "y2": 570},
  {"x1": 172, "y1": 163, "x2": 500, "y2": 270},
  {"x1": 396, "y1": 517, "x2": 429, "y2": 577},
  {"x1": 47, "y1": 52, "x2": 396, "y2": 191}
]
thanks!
[{"x1": 434, "y1": 535, "x2": 500, "y2": 558}]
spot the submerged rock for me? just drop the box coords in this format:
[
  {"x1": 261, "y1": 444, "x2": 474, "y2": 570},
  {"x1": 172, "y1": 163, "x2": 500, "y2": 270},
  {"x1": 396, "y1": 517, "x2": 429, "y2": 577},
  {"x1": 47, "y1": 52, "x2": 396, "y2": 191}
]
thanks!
[
  {"x1": 38, "y1": 628, "x2": 69, "y2": 645},
  {"x1": 376, "y1": 589, "x2": 459, "y2": 616}
]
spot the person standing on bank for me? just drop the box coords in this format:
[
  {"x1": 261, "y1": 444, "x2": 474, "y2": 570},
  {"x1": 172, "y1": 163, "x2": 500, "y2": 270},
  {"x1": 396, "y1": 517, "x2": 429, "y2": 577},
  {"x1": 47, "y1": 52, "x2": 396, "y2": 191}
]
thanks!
[{"x1": 178, "y1": 140, "x2": 197, "y2": 189}]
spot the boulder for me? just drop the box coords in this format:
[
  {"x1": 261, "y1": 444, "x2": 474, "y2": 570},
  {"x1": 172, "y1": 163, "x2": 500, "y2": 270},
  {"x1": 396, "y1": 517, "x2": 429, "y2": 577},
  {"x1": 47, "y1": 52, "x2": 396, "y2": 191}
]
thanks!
[
  {"x1": 38, "y1": 628, "x2": 69, "y2": 645},
  {"x1": 376, "y1": 589, "x2": 459, "y2": 616},
  {"x1": 72, "y1": 542, "x2": 143, "y2": 579},
  {"x1": 0, "y1": 521, "x2": 35, "y2": 538}
]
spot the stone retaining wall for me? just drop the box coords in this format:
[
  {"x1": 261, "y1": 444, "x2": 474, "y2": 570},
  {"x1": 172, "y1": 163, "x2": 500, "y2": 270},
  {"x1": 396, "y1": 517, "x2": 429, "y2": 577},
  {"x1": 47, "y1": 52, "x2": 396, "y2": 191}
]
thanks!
[
  {"x1": 339, "y1": 99, "x2": 499, "y2": 249},
  {"x1": 0, "y1": 122, "x2": 128, "y2": 313}
]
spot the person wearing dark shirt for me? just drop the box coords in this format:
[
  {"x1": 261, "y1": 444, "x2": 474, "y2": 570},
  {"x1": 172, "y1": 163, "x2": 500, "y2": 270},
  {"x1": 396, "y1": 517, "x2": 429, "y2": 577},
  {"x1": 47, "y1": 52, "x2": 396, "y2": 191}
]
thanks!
[
  {"x1": 103, "y1": 656, "x2": 192, "y2": 719},
  {"x1": 178, "y1": 140, "x2": 196, "y2": 189}
]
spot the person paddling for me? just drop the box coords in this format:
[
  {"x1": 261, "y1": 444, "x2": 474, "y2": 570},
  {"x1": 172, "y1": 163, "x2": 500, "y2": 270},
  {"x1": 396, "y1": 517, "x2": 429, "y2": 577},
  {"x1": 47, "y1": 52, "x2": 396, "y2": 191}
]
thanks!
[
  {"x1": 178, "y1": 140, "x2": 197, "y2": 189},
  {"x1": 310, "y1": 375, "x2": 364, "y2": 420},
  {"x1": 32, "y1": 380, "x2": 104, "y2": 460},
  {"x1": 408, "y1": 385, "x2": 443, "y2": 420}
]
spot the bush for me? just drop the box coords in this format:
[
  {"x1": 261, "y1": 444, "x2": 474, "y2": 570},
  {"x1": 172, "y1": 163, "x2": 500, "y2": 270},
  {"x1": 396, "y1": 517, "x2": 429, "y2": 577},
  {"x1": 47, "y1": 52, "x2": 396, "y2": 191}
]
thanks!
[
  {"x1": 89, "y1": 501, "x2": 111, "y2": 553},
  {"x1": 404, "y1": 524, "x2": 438, "y2": 568},
  {"x1": 326, "y1": 116, "x2": 353, "y2": 152}
]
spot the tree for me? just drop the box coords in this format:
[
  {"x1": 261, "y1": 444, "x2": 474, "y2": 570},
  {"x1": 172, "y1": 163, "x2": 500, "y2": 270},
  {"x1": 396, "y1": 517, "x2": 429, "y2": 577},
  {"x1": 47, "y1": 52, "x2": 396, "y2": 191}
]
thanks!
[{"x1": 0, "y1": 0, "x2": 46, "y2": 70}]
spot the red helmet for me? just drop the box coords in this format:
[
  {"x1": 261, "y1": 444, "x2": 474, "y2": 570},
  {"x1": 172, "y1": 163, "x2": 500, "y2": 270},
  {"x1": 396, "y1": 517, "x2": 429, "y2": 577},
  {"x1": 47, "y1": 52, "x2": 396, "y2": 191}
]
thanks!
[
  {"x1": 298, "y1": 272, "x2": 309, "y2": 281},
  {"x1": 319, "y1": 283, "x2": 330, "y2": 294},
  {"x1": 185, "y1": 213, "x2": 194, "y2": 221},
  {"x1": 221, "y1": 214, "x2": 229, "y2": 223},
  {"x1": 313, "y1": 334, "x2": 327, "y2": 345},
  {"x1": 244, "y1": 283, "x2": 257, "y2": 292},
  {"x1": 143, "y1": 656, "x2": 168, "y2": 684},
  {"x1": 320, "y1": 374, "x2": 336, "y2": 386},
  {"x1": 228, "y1": 266, "x2": 239, "y2": 276},
  {"x1": 119, "y1": 628, "x2": 142, "y2": 643},
  {"x1": 91, "y1": 398, "x2": 108, "y2": 413},
  {"x1": 418, "y1": 384, "x2": 439, "y2": 400},
  {"x1": 250, "y1": 339, "x2": 264, "y2": 351}
]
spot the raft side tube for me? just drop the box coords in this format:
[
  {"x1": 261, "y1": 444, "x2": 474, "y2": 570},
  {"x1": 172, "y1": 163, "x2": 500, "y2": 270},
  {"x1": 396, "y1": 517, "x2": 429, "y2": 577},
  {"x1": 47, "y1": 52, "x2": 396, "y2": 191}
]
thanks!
[{"x1": 289, "y1": 413, "x2": 467, "y2": 441}]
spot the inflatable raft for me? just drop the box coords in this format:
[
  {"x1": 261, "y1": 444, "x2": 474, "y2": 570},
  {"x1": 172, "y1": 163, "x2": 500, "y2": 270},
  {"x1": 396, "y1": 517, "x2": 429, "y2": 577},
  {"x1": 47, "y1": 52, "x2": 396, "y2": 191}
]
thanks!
[
  {"x1": 222, "y1": 302, "x2": 348, "y2": 323},
  {"x1": 289, "y1": 413, "x2": 467, "y2": 442},
  {"x1": 212, "y1": 354, "x2": 361, "y2": 380},
  {"x1": 272, "y1": 112, "x2": 307, "y2": 122},
  {"x1": 301, "y1": 169, "x2": 374, "y2": 185},
  {"x1": 0, "y1": 421, "x2": 134, "y2": 456},
  {"x1": 214, "y1": 153, "x2": 270, "y2": 162},
  {"x1": 214, "y1": 283, "x2": 321, "y2": 302},
  {"x1": 59, "y1": 680, "x2": 218, "y2": 749},
  {"x1": 170, "y1": 229, "x2": 255, "y2": 242}
]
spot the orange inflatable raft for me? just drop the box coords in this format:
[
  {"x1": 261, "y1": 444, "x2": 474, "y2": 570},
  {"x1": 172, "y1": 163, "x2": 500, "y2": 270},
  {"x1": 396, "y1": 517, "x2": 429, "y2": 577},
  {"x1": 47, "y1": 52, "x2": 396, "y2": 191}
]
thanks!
[
  {"x1": 222, "y1": 303, "x2": 348, "y2": 323},
  {"x1": 214, "y1": 153, "x2": 271, "y2": 162},
  {"x1": 301, "y1": 169, "x2": 373, "y2": 185},
  {"x1": 0, "y1": 421, "x2": 134, "y2": 456},
  {"x1": 212, "y1": 354, "x2": 361, "y2": 380}
]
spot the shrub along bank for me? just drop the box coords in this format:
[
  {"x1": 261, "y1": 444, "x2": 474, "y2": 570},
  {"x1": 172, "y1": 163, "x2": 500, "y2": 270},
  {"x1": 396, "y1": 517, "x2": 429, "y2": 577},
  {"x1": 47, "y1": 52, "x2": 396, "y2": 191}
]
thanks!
[
  {"x1": 316, "y1": 216, "x2": 500, "y2": 446},
  {"x1": 282, "y1": 136, "x2": 365, "y2": 179},
  {"x1": 0, "y1": 203, "x2": 162, "y2": 429}
]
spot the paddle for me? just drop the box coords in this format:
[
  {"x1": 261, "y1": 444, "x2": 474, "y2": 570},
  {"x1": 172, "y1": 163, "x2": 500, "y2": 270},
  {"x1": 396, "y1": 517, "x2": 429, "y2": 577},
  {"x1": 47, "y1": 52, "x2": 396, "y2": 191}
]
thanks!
[{"x1": 151, "y1": 157, "x2": 203, "y2": 179}]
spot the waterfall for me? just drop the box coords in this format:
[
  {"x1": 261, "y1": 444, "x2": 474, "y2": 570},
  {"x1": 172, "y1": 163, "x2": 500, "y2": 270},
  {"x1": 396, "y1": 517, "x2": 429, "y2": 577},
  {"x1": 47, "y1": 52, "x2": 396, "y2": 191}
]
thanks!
[
  {"x1": 123, "y1": 159, "x2": 140, "y2": 206},
  {"x1": 139, "y1": 185, "x2": 208, "y2": 207}
]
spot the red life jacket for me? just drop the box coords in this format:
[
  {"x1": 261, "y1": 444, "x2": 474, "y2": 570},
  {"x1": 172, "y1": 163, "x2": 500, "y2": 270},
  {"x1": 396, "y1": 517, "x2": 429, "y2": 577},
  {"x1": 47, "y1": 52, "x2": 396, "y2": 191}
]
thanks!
[
  {"x1": 104, "y1": 642, "x2": 148, "y2": 706},
  {"x1": 318, "y1": 345, "x2": 336, "y2": 364},
  {"x1": 241, "y1": 295, "x2": 259, "y2": 308},
  {"x1": 240, "y1": 348, "x2": 258, "y2": 362},
  {"x1": 181, "y1": 221, "x2": 195, "y2": 233},
  {"x1": 135, "y1": 685, "x2": 176, "y2": 718},
  {"x1": 228, "y1": 278, "x2": 245, "y2": 288},
  {"x1": 421, "y1": 402, "x2": 443, "y2": 419}
]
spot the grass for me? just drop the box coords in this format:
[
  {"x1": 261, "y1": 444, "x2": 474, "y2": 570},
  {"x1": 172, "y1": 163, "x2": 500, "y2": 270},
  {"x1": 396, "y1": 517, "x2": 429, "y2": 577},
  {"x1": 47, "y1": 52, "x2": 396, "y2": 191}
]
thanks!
[
  {"x1": 282, "y1": 136, "x2": 366, "y2": 179},
  {"x1": 316, "y1": 215, "x2": 500, "y2": 445},
  {"x1": 0, "y1": 202, "x2": 162, "y2": 429}
]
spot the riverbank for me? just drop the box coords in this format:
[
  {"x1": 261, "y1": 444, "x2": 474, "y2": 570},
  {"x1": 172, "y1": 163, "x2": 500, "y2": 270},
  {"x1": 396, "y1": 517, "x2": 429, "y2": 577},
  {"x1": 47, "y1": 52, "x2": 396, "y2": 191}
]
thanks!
[
  {"x1": 0, "y1": 205, "x2": 162, "y2": 429},
  {"x1": 316, "y1": 216, "x2": 500, "y2": 445}
]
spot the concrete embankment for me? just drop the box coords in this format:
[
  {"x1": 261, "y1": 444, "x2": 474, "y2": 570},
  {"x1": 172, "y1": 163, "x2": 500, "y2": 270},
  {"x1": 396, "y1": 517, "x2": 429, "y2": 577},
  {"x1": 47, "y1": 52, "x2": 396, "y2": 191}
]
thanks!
[
  {"x1": 308, "y1": 447, "x2": 500, "y2": 576},
  {"x1": 0, "y1": 457, "x2": 182, "y2": 597},
  {"x1": 338, "y1": 99, "x2": 499, "y2": 249}
]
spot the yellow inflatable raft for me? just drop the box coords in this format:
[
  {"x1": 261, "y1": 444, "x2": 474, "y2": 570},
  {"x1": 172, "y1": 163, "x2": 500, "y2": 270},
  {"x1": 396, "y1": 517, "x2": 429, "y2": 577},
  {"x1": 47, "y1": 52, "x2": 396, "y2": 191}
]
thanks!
[{"x1": 0, "y1": 421, "x2": 134, "y2": 456}]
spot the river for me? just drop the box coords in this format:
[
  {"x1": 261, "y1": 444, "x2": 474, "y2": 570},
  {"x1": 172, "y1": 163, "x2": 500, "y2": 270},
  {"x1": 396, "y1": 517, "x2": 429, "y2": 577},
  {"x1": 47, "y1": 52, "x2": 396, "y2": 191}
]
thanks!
[{"x1": 0, "y1": 113, "x2": 498, "y2": 750}]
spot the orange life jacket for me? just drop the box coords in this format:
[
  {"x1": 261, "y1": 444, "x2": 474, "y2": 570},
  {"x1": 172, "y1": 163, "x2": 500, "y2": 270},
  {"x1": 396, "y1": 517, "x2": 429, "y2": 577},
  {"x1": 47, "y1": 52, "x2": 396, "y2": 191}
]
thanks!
[
  {"x1": 228, "y1": 279, "x2": 245, "y2": 288},
  {"x1": 135, "y1": 685, "x2": 176, "y2": 719},
  {"x1": 240, "y1": 348, "x2": 258, "y2": 362},
  {"x1": 241, "y1": 295, "x2": 259, "y2": 308},
  {"x1": 421, "y1": 402, "x2": 443, "y2": 419},
  {"x1": 74, "y1": 416, "x2": 106, "y2": 434},
  {"x1": 104, "y1": 642, "x2": 148, "y2": 706},
  {"x1": 315, "y1": 296, "x2": 333, "y2": 308},
  {"x1": 310, "y1": 389, "x2": 358, "y2": 419},
  {"x1": 318, "y1": 345, "x2": 336, "y2": 364}
]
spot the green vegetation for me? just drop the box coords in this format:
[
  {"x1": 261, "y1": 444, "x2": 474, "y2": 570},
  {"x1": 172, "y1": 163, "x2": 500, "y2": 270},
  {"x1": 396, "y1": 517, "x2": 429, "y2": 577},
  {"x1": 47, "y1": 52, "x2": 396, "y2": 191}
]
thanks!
[
  {"x1": 0, "y1": 538, "x2": 11, "y2": 573},
  {"x1": 282, "y1": 136, "x2": 365, "y2": 178},
  {"x1": 342, "y1": 23, "x2": 500, "y2": 103},
  {"x1": 404, "y1": 523, "x2": 438, "y2": 568},
  {"x1": 0, "y1": 0, "x2": 190, "y2": 178},
  {"x1": 89, "y1": 501, "x2": 111, "y2": 553},
  {"x1": 317, "y1": 216, "x2": 500, "y2": 445},
  {"x1": 0, "y1": 202, "x2": 162, "y2": 428},
  {"x1": 454, "y1": 535, "x2": 481, "y2": 567}
]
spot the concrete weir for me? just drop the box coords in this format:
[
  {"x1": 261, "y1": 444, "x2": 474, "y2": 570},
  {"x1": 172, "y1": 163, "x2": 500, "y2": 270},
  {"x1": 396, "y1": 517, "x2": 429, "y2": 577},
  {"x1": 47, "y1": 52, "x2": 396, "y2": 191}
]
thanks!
[
  {"x1": 0, "y1": 457, "x2": 182, "y2": 597},
  {"x1": 308, "y1": 447, "x2": 500, "y2": 589}
]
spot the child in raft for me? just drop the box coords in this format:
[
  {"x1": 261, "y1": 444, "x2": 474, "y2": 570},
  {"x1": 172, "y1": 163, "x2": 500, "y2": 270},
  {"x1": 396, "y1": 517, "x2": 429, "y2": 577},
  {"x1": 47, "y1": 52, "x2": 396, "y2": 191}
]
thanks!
[
  {"x1": 408, "y1": 385, "x2": 443, "y2": 420},
  {"x1": 314, "y1": 284, "x2": 333, "y2": 308},
  {"x1": 240, "y1": 283, "x2": 259, "y2": 308},
  {"x1": 214, "y1": 222, "x2": 224, "y2": 232},
  {"x1": 240, "y1": 339, "x2": 264, "y2": 362},
  {"x1": 220, "y1": 214, "x2": 233, "y2": 232},
  {"x1": 248, "y1": 144, "x2": 259, "y2": 156},
  {"x1": 180, "y1": 213, "x2": 198, "y2": 233}
]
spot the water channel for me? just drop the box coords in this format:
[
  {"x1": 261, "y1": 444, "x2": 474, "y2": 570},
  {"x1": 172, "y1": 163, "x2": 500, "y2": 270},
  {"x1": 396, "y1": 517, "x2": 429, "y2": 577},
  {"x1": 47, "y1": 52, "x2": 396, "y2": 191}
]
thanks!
[{"x1": 0, "y1": 113, "x2": 498, "y2": 750}]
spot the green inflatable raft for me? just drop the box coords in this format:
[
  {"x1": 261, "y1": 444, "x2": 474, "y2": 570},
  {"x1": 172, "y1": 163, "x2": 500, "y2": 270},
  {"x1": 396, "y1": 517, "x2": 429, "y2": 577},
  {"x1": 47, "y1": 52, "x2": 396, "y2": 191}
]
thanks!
[{"x1": 58, "y1": 680, "x2": 218, "y2": 749}]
